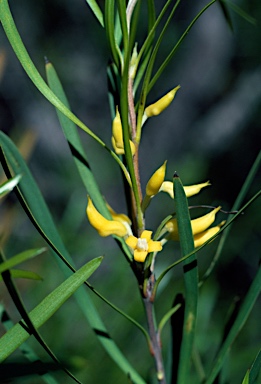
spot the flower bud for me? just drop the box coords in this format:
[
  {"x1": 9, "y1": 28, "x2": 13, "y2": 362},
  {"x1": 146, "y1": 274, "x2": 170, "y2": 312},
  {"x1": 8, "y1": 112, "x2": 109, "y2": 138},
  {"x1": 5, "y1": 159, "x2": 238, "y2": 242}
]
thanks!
[
  {"x1": 160, "y1": 180, "x2": 210, "y2": 199},
  {"x1": 146, "y1": 161, "x2": 167, "y2": 197},
  {"x1": 145, "y1": 85, "x2": 180, "y2": 117},
  {"x1": 194, "y1": 221, "x2": 225, "y2": 248},
  {"x1": 165, "y1": 206, "x2": 221, "y2": 240},
  {"x1": 112, "y1": 108, "x2": 136, "y2": 155},
  {"x1": 86, "y1": 197, "x2": 127, "y2": 237}
]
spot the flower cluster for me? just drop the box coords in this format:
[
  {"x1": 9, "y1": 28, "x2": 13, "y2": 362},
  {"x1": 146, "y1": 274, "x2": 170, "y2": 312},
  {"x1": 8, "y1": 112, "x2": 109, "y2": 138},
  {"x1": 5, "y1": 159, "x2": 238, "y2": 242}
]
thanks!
[
  {"x1": 86, "y1": 165, "x2": 223, "y2": 263},
  {"x1": 86, "y1": 88, "x2": 224, "y2": 264}
]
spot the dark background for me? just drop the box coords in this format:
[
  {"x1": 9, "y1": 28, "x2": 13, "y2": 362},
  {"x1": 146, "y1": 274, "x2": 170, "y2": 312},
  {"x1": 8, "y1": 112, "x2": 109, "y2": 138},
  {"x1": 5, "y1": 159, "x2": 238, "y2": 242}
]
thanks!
[{"x1": 0, "y1": 1, "x2": 260, "y2": 383}]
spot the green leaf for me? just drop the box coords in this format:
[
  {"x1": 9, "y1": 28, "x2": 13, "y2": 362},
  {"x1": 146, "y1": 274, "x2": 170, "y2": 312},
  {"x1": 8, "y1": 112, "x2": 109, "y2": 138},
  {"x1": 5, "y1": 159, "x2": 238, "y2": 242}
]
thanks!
[
  {"x1": 0, "y1": 257, "x2": 102, "y2": 362},
  {"x1": 173, "y1": 173, "x2": 198, "y2": 384},
  {"x1": 0, "y1": 173, "x2": 21, "y2": 198},
  {"x1": 45, "y1": 61, "x2": 109, "y2": 218},
  {"x1": 0, "y1": 0, "x2": 130, "y2": 183},
  {"x1": 85, "y1": 0, "x2": 104, "y2": 27},
  {"x1": 242, "y1": 370, "x2": 250, "y2": 384},
  {"x1": 248, "y1": 348, "x2": 261, "y2": 384},
  {"x1": 0, "y1": 269, "x2": 43, "y2": 281},
  {"x1": 0, "y1": 304, "x2": 61, "y2": 384},
  {"x1": 0, "y1": 248, "x2": 46, "y2": 274},
  {"x1": 104, "y1": 0, "x2": 121, "y2": 69},
  {"x1": 45, "y1": 61, "x2": 133, "y2": 262},
  {"x1": 149, "y1": 0, "x2": 216, "y2": 92},
  {"x1": 0, "y1": 133, "x2": 145, "y2": 383},
  {"x1": 221, "y1": 0, "x2": 256, "y2": 25},
  {"x1": 206, "y1": 264, "x2": 261, "y2": 383},
  {"x1": 200, "y1": 150, "x2": 261, "y2": 285}
]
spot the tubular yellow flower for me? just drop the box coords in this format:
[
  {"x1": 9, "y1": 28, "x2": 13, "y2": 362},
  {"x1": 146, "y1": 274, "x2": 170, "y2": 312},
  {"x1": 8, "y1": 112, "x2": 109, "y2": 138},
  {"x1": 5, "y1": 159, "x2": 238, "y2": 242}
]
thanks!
[
  {"x1": 112, "y1": 108, "x2": 136, "y2": 156},
  {"x1": 106, "y1": 203, "x2": 131, "y2": 225},
  {"x1": 146, "y1": 161, "x2": 167, "y2": 197},
  {"x1": 160, "y1": 180, "x2": 211, "y2": 199},
  {"x1": 86, "y1": 197, "x2": 127, "y2": 237},
  {"x1": 145, "y1": 85, "x2": 180, "y2": 117},
  {"x1": 165, "y1": 206, "x2": 221, "y2": 240},
  {"x1": 194, "y1": 221, "x2": 225, "y2": 248},
  {"x1": 125, "y1": 230, "x2": 162, "y2": 263}
]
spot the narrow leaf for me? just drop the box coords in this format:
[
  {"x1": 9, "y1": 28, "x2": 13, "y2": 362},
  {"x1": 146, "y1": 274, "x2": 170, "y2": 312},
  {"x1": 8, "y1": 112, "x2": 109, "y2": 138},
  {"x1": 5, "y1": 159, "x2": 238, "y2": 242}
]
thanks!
[
  {"x1": 0, "y1": 248, "x2": 46, "y2": 274},
  {"x1": 0, "y1": 269, "x2": 42, "y2": 281},
  {"x1": 0, "y1": 0, "x2": 130, "y2": 183},
  {"x1": 0, "y1": 257, "x2": 102, "y2": 362},
  {"x1": 45, "y1": 61, "x2": 109, "y2": 218},
  {"x1": 206, "y1": 264, "x2": 261, "y2": 383},
  {"x1": 174, "y1": 173, "x2": 198, "y2": 384},
  {"x1": 249, "y1": 348, "x2": 261, "y2": 384},
  {"x1": 0, "y1": 134, "x2": 145, "y2": 383},
  {"x1": 85, "y1": 0, "x2": 104, "y2": 27}
]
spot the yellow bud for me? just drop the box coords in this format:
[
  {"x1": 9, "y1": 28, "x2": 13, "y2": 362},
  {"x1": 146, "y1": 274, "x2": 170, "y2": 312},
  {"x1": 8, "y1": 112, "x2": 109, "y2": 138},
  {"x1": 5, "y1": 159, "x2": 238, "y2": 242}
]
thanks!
[
  {"x1": 166, "y1": 206, "x2": 221, "y2": 240},
  {"x1": 112, "y1": 108, "x2": 136, "y2": 156},
  {"x1": 194, "y1": 221, "x2": 225, "y2": 248},
  {"x1": 145, "y1": 85, "x2": 180, "y2": 117},
  {"x1": 86, "y1": 197, "x2": 127, "y2": 237},
  {"x1": 106, "y1": 202, "x2": 131, "y2": 225},
  {"x1": 146, "y1": 161, "x2": 167, "y2": 197},
  {"x1": 160, "y1": 181, "x2": 210, "y2": 199},
  {"x1": 191, "y1": 206, "x2": 221, "y2": 235}
]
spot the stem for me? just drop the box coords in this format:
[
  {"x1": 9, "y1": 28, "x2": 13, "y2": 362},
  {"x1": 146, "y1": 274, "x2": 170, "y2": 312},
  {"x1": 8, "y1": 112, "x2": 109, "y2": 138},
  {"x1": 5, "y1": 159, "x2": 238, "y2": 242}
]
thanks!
[{"x1": 143, "y1": 276, "x2": 166, "y2": 384}]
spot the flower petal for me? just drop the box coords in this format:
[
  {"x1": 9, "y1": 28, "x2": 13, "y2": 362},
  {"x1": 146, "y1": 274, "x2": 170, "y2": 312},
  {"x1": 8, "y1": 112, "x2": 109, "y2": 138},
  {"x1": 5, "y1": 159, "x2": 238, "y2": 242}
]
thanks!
[
  {"x1": 86, "y1": 197, "x2": 127, "y2": 237},
  {"x1": 125, "y1": 235, "x2": 138, "y2": 249},
  {"x1": 140, "y1": 230, "x2": 153, "y2": 241},
  {"x1": 148, "y1": 240, "x2": 162, "y2": 253},
  {"x1": 134, "y1": 250, "x2": 148, "y2": 263}
]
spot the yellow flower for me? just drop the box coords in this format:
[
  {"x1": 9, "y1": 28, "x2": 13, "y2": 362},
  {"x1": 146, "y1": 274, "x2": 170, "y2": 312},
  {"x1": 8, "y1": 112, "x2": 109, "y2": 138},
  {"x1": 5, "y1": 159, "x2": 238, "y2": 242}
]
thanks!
[
  {"x1": 146, "y1": 161, "x2": 167, "y2": 197},
  {"x1": 165, "y1": 206, "x2": 221, "y2": 241},
  {"x1": 145, "y1": 85, "x2": 180, "y2": 117},
  {"x1": 112, "y1": 108, "x2": 136, "y2": 156},
  {"x1": 86, "y1": 197, "x2": 127, "y2": 237},
  {"x1": 160, "y1": 180, "x2": 211, "y2": 199},
  {"x1": 194, "y1": 221, "x2": 225, "y2": 248},
  {"x1": 125, "y1": 230, "x2": 162, "y2": 263}
]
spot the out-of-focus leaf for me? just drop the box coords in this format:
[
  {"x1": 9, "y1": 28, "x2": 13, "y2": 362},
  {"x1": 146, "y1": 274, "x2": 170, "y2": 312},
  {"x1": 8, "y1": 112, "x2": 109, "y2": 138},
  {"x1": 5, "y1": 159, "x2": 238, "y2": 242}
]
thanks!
[
  {"x1": 206, "y1": 265, "x2": 261, "y2": 383},
  {"x1": 0, "y1": 133, "x2": 145, "y2": 383},
  {"x1": 0, "y1": 269, "x2": 42, "y2": 281},
  {"x1": 0, "y1": 248, "x2": 46, "y2": 274}
]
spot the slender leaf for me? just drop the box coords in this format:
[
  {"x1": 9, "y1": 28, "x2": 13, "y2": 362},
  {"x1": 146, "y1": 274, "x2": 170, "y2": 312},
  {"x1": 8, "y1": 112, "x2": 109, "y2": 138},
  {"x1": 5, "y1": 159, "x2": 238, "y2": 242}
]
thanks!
[
  {"x1": 174, "y1": 173, "x2": 198, "y2": 384},
  {"x1": 0, "y1": 0, "x2": 130, "y2": 184},
  {"x1": 206, "y1": 264, "x2": 261, "y2": 383},
  {"x1": 45, "y1": 61, "x2": 133, "y2": 262},
  {"x1": 0, "y1": 133, "x2": 145, "y2": 383},
  {"x1": 200, "y1": 150, "x2": 261, "y2": 285},
  {"x1": 0, "y1": 248, "x2": 46, "y2": 274},
  {"x1": 85, "y1": 0, "x2": 104, "y2": 27},
  {"x1": 0, "y1": 257, "x2": 102, "y2": 362},
  {"x1": 0, "y1": 269, "x2": 42, "y2": 281},
  {"x1": 0, "y1": 305, "x2": 59, "y2": 384},
  {"x1": 248, "y1": 348, "x2": 261, "y2": 384},
  {"x1": 149, "y1": 0, "x2": 216, "y2": 92},
  {"x1": 45, "y1": 61, "x2": 108, "y2": 218},
  {"x1": 104, "y1": 0, "x2": 121, "y2": 69}
]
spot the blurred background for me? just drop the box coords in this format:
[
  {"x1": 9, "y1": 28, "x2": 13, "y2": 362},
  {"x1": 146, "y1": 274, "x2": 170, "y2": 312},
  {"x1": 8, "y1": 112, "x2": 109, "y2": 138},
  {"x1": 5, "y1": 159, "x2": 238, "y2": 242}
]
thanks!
[{"x1": 0, "y1": 0, "x2": 260, "y2": 383}]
